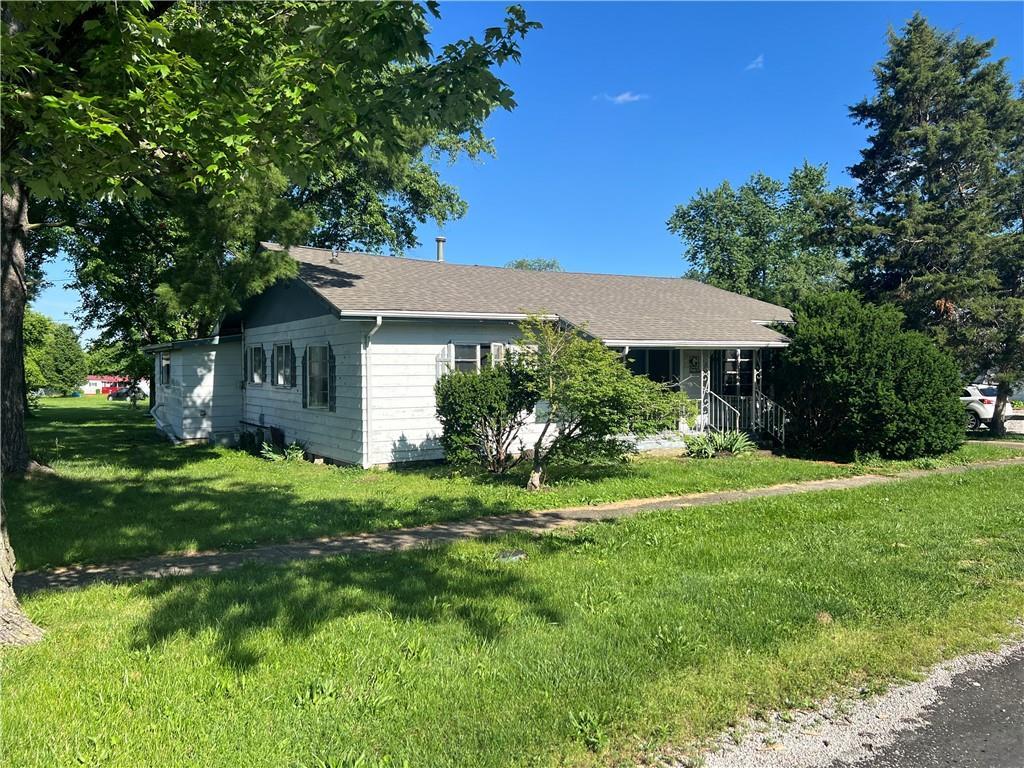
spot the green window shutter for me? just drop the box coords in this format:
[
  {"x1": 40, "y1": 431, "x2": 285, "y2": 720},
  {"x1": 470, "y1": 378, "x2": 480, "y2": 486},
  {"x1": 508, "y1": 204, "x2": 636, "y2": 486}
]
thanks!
[
  {"x1": 290, "y1": 346, "x2": 297, "y2": 388},
  {"x1": 328, "y1": 343, "x2": 337, "y2": 413},
  {"x1": 243, "y1": 347, "x2": 248, "y2": 384},
  {"x1": 261, "y1": 347, "x2": 268, "y2": 384},
  {"x1": 301, "y1": 348, "x2": 308, "y2": 408},
  {"x1": 271, "y1": 346, "x2": 277, "y2": 385}
]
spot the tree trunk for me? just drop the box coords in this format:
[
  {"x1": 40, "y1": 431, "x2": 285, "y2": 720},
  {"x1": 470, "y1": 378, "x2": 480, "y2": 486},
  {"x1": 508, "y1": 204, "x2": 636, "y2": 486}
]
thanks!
[
  {"x1": 990, "y1": 388, "x2": 1009, "y2": 437},
  {"x1": 1, "y1": 181, "x2": 42, "y2": 646},
  {"x1": 2, "y1": 180, "x2": 31, "y2": 474},
  {"x1": 0, "y1": 499, "x2": 42, "y2": 646}
]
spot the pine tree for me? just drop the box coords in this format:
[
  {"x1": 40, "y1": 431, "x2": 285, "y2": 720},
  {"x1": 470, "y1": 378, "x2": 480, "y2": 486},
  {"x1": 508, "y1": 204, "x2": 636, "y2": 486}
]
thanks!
[{"x1": 850, "y1": 14, "x2": 1024, "y2": 430}]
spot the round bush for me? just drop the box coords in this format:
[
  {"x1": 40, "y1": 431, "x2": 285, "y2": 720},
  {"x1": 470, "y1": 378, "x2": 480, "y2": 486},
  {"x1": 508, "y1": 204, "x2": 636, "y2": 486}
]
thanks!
[{"x1": 774, "y1": 293, "x2": 963, "y2": 459}]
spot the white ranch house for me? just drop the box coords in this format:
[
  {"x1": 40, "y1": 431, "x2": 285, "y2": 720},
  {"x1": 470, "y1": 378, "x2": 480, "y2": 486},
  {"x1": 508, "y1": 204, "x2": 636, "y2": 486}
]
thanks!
[{"x1": 145, "y1": 243, "x2": 792, "y2": 466}]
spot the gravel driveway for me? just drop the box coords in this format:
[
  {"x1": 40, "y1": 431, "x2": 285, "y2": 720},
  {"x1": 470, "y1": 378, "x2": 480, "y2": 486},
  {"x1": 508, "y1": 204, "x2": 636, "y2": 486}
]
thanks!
[{"x1": 694, "y1": 637, "x2": 1024, "y2": 768}]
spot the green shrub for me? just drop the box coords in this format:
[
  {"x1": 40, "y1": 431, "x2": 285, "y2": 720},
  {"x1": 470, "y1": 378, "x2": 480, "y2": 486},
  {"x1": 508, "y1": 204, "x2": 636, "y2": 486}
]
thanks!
[
  {"x1": 685, "y1": 430, "x2": 756, "y2": 458},
  {"x1": 260, "y1": 441, "x2": 306, "y2": 462},
  {"x1": 518, "y1": 317, "x2": 682, "y2": 488},
  {"x1": 434, "y1": 357, "x2": 538, "y2": 473},
  {"x1": 774, "y1": 293, "x2": 963, "y2": 460}
]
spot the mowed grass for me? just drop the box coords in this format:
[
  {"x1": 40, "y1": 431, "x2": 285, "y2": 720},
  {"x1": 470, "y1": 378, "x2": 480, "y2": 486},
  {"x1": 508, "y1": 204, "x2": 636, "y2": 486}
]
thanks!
[
  {"x1": 3, "y1": 466, "x2": 1024, "y2": 767},
  {"x1": 7, "y1": 398, "x2": 1022, "y2": 571}
]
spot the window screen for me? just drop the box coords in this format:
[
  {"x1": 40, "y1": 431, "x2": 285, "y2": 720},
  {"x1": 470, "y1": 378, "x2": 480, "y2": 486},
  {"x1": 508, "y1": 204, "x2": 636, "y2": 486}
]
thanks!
[
  {"x1": 274, "y1": 343, "x2": 292, "y2": 387},
  {"x1": 307, "y1": 345, "x2": 329, "y2": 409},
  {"x1": 248, "y1": 346, "x2": 265, "y2": 385}
]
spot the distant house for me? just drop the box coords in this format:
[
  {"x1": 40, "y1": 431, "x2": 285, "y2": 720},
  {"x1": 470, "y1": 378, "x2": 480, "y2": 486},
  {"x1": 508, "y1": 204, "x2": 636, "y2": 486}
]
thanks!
[
  {"x1": 81, "y1": 375, "x2": 132, "y2": 396},
  {"x1": 144, "y1": 243, "x2": 791, "y2": 466}
]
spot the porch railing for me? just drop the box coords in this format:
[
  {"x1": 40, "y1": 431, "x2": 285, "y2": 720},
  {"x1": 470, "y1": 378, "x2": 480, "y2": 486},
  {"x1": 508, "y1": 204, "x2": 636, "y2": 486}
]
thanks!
[
  {"x1": 707, "y1": 392, "x2": 788, "y2": 445},
  {"x1": 753, "y1": 391, "x2": 787, "y2": 446},
  {"x1": 703, "y1": 390, "x2": 740, "y2": 433}
]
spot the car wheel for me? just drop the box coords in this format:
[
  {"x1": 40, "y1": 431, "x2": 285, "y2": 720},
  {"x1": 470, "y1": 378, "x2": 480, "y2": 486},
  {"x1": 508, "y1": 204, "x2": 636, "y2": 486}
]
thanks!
[{"x1": 965, "y1": 411, "x2": 982, "y2": 431}]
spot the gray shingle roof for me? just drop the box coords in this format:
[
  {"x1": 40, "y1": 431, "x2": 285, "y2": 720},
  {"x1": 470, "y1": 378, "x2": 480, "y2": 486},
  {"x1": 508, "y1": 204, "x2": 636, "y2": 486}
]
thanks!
[{"x1": 266, "y1": 243, "x2": 792, "y2": 346}]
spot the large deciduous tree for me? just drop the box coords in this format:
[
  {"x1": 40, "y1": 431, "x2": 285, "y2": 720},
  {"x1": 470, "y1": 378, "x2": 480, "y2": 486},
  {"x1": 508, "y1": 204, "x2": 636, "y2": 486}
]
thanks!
[
  {"x1": 1, "y1": 1, "x2": 537, "y2": 642},
  {"x1": 59, "y1": 137, "x2": 482, "y2": 363},
  {"x1": 850, "y1": 14, "x2": 1024, "y2": 431},
  {"x1": 667, "y1": 163, "x2": 856, "y2": 307},
  {"x1": 505, "y1": 257, "x2": 563, "y2": 271}
]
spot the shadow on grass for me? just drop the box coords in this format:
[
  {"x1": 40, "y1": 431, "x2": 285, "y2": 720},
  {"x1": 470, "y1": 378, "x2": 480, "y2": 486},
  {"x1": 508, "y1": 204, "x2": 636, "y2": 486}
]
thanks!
[
  {"x1": 6, "y1": 467, "x2": 539, "y2": 570},
  {"x1": 133, "y1": 546, "x2": 565, "y2": 670},
  {"x1": 27, "y1": 401, "x2": 222, "y2": 471}
]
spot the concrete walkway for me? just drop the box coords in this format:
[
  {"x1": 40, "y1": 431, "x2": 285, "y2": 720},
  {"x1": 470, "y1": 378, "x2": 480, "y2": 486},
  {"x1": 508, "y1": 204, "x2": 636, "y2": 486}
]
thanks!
[
  {"x1": 966, "y1": 438, "x2": 1024, "y2": 449},
  {"x1": 15, "y1": 457, "x2": 1024, "y2": 595}
]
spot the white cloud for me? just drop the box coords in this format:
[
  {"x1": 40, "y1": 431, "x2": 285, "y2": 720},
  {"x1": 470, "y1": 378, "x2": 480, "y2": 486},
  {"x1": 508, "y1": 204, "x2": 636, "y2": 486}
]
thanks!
[
  {"x1": 745, "y1": 54, "x2": 765, "y2": 71},
  {"x1": 596, "y1": 90, "x2": 649, "y2": 105}
]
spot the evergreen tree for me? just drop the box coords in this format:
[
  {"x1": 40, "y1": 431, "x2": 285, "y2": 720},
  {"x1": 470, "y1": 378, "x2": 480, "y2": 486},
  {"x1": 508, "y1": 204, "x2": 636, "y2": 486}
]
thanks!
[{"x1": 850, "y1": 14, "x2": 1024, "y2": 430}]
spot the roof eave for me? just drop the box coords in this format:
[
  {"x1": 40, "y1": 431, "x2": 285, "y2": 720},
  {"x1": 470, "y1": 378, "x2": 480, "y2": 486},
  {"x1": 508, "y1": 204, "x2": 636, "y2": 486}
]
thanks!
[
  {"x1": 334, "y1": 309, "x2": 561, "y2": 322},
  {"x1": 599, "y1": 339, "x2": 789, "y2": 348},
  {"x1": 141, "y1": 333, "x2": 243, "y2": 354}
]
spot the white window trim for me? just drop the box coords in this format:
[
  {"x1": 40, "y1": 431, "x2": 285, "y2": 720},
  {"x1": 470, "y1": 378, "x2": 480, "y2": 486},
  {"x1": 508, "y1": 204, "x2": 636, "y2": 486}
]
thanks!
[
  {"x1": 273, "y1": 342, "x2": 293, "y2": 388},
  {"x1": 307, "y1": 344, "x2": 330, "y2": 410}
]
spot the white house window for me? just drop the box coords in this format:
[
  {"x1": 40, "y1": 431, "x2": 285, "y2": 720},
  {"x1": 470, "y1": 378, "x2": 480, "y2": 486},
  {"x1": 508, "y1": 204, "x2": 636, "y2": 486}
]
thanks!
[
  {"x1": 482, "y1": 342, "x2": 505, "y2": 369},
  {"x1": 160, "y1": 352, "x2": 171, "y2": 386},
  {"x1": 307, "y1": 345, "x2": 329, "y2": 409},
  {"x1": 452, "y1": 342, "x2": 504, "y2": 373},
  {"x1": 273, "y1": 343, "x2": 293, "y2": 387},
  {"x1": 453, "y1": 344, "x2": 478, "y2": 372},
  {"x1": 248, "y1": 346, "x2": 265, "y2": 385}
]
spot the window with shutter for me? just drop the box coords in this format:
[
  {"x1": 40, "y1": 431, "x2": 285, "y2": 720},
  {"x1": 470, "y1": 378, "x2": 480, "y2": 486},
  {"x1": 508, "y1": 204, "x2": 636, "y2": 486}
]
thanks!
[
  {"x1": 247, "y1": 346, "x2": 265, "y2": 385},
  {"x1": 273, "y1": 343, "x2": 293, "y2": 387},
  {"x1": 307, "y1": 345, "x2": 329, "y2": 409},
  {"x1": 301, "y1": 348, "x2": 308, "y2": 408},
  {"x1": 328, "y1": 343, "x2": 336, "y2": 412}
]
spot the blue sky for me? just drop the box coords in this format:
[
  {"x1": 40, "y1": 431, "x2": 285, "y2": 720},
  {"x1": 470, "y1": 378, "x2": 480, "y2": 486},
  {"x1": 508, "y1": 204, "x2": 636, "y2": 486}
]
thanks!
[{"x1": 34, "y1": 1, "x2": 1024, "y2": 337}]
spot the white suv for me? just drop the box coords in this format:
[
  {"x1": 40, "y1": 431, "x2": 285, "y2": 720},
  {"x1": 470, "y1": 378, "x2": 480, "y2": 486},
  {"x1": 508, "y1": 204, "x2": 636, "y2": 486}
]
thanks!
[{"x1": 961, "y1": 384, "x2": 1015, "y2": 431}]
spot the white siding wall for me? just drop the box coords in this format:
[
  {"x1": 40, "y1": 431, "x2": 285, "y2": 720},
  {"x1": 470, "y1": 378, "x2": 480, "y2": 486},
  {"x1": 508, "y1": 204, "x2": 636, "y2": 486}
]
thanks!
[
  {"x1": 243, "y1": 315, "x2": 364, "y2": 465},
  {"x1": 180, "y1": 347, "x2": 217, "y2": 440},
  {"x1": 366, "y1": 320, "x2": 547, "y2": 465},
  {"x1": 153, "y1": 351, "x2": 184, "y2": 439}
]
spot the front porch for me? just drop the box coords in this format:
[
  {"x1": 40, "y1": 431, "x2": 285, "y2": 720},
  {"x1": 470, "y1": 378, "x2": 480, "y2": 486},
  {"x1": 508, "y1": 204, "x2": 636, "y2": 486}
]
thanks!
[{"x1": 618, "y1": 346, "x2": 789, "y2": 445}]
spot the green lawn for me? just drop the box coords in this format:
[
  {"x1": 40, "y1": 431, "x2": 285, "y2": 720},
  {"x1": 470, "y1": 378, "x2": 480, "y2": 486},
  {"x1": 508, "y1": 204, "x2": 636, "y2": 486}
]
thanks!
[
  {"x1": 7, "y1": 398, "x2": 1022, "y2": 571},
  {"x1": 3, "y1": 466, "x2": 1023, "y2": 767}
]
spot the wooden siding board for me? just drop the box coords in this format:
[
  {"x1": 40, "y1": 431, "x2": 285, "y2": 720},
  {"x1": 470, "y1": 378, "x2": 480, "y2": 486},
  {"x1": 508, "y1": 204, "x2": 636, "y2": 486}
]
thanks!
[
  {"x1": 243, "y1": 315, "x2": 366, "y2": 465},
  {"x1": 366, "y1": 320, "x2": 547, "y2": 465}
]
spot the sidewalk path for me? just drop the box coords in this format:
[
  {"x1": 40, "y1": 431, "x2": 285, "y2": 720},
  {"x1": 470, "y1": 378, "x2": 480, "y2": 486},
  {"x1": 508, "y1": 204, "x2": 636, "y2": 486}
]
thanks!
[
  {"x1": 15, "y1": 458, "x2": 1024, "y2": 595},
  {"x1": 966, "y1": 438, "x2": 1024, "y2": 449}
]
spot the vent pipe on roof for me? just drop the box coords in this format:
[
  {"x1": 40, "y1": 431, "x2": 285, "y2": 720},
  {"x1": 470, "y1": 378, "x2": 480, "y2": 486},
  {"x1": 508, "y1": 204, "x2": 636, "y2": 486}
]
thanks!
[
  {"x1": 435, "y1": 236, "x2": 446, "y2": 263},
  {"x1": 330, "y1": 247, "x2": 339, "y2": 263}
]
